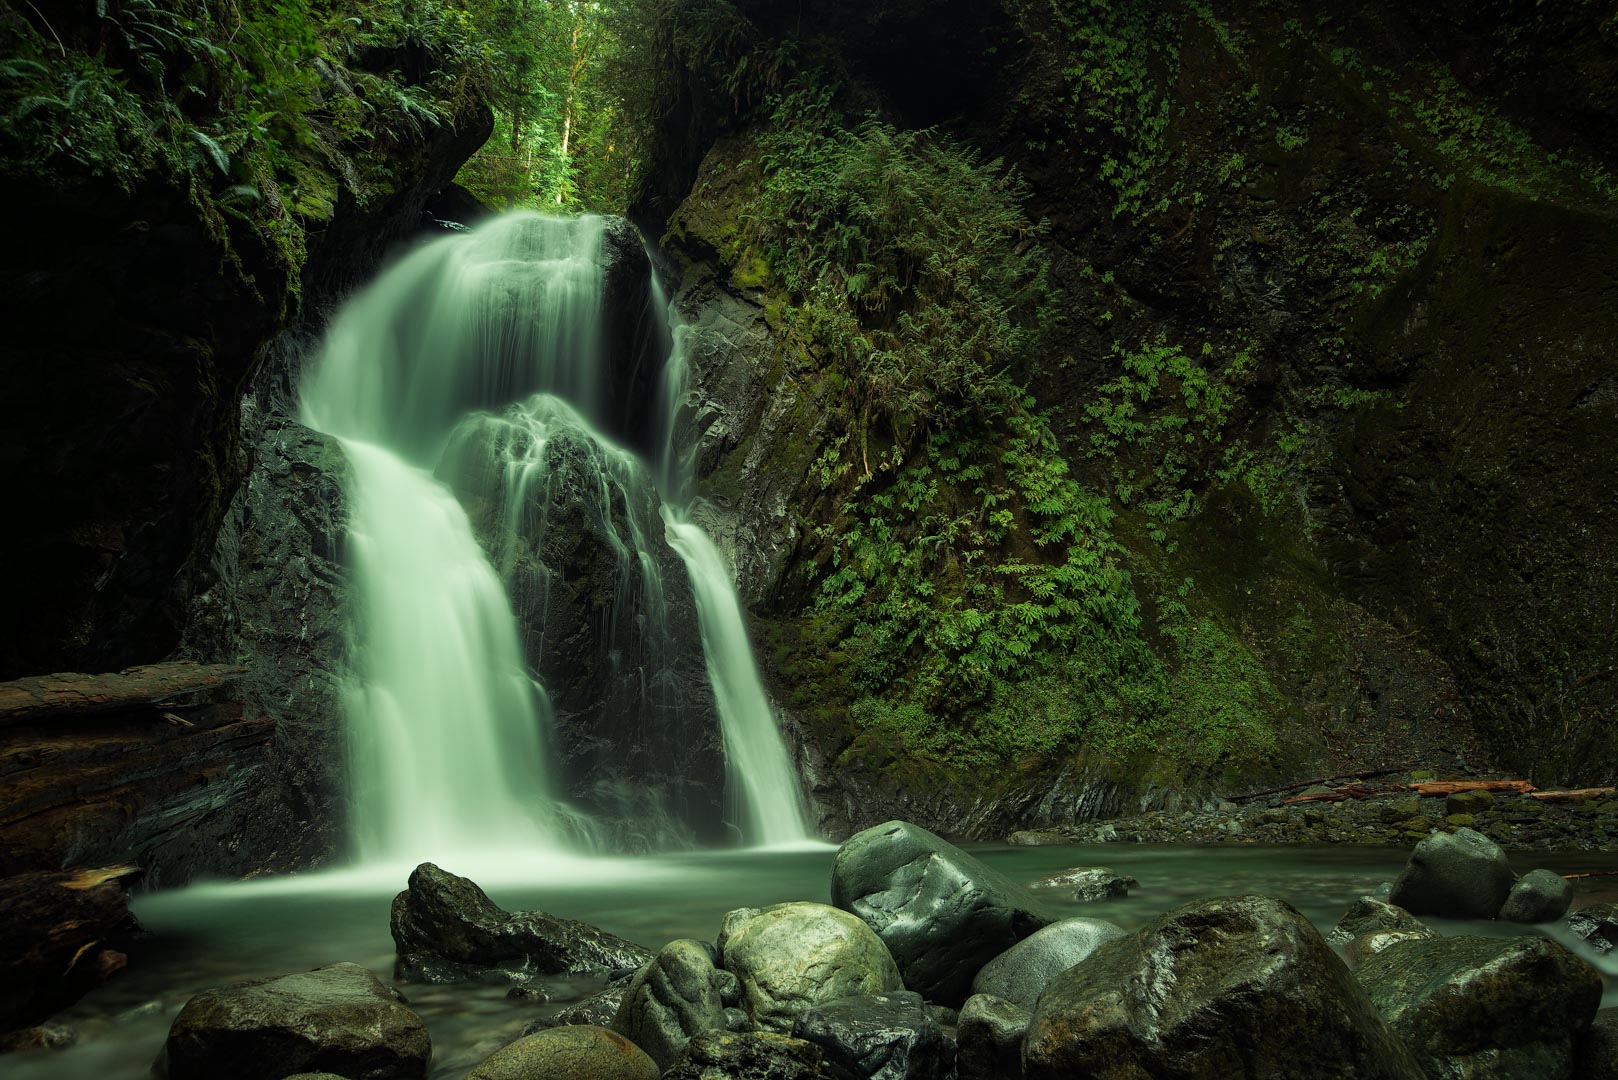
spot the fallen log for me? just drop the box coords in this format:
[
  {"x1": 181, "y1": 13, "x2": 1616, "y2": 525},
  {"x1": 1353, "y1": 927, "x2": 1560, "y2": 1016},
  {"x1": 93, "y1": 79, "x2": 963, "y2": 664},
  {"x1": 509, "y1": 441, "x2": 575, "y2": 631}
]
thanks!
[
  {"x1": 1281, "y1": 783, "x2": 1408, "y2": 805},
  {"x1": 1530, "y1": 788, "x2": 1616, "y2": 804},
  {"x1": 0, "y1": 663, "x2": 248, "y2": 725},
  {"x1": 1408, "y1": 780, "x2": 1535, "y2": 796},
  {"x1": 0, "y1": 865, "x2": 142, "y2": 1030},
  {"x1": 1228, "y1": 766, "x2": 1410, "y2": 803}
]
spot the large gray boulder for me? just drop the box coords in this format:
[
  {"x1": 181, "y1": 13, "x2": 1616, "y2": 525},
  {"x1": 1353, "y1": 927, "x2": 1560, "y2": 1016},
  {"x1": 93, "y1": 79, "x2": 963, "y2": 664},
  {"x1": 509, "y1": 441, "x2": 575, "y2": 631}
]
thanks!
[
  {"x1": 611, "y1": 939, "x2": 732, "y2": 1070},
  {"x1": 391, "y1": 863, "x2": 650, "y2": 984},
  {"x1": 1022, "y1": 895, "x2": 1424, "y2": 1080},
  {"x1": 662, "y1": 1031, "x2": 828, "y2": 1079},
  {"x1": 465, "y1": 1025, "x2": 659, "y2": 1080},
  {"x1": 957, "y1": 993, "x2": 1028, "y2": 1080},
  {"x1": 1354, "y1": 934, "x2": 1602, "y2": 1079},
  {"x1": 1499, "y1": 868, "x2": 1574, "y2": 923},
  {"x1": 1327, "y1": 896, "x2": 1430, "y2": 947},
  {"x1": 720, "y1": 902, "x2": 903, "y2": 1033},
  {"x1": 969, "y1": 917, "x2": 1126, "y2": 1008},
  {"x1": 1388, "y1": 827, "x2": 1515, "y2": 920},
  {"x1": 831, "y1": 820, "x2": 1056, "y2": 1004},
  {"x1": 791, "y1": 991, "x2": 952, "y2": 1080},
  {"x1": 158, "y1": 963, "x2": 430, "y2": 1080}
]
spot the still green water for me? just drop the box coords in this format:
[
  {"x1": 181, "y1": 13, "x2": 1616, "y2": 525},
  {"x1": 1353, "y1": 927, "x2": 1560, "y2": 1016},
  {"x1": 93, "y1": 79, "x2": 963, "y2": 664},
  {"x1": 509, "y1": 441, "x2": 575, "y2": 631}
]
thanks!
[{"x1": 14, "y1": 843, "x2": 1618, "y2": 1079}]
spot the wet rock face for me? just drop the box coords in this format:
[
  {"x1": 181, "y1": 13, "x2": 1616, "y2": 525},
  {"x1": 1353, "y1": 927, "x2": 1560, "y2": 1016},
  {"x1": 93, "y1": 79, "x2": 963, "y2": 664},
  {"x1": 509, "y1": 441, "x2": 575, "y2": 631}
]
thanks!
[
  {"x1": 1388, "y1": 827, "x2": 1515, "y2": 920},
  {"x1": 1025, "y1": 866, "x2": 1138, "y2": 902},
  {"x1": 969, "y1": 918, "x2": 1127, "y2": 1009},
  {"x1": 831, "y1": 820, "x2": 1057, "y2": 1005},
  {"x1": 1565, "y1": 902, "x2": 1618, "y2": 955},
  {"x1": 791, "y1": 991, "x2": 953, "y2": 1080},
  {"x1": 1327, "y1": 896, "x2": 1429, "y2": 947},
  {"x1": 1022, "y1": 895, "x2": 1424, "y2": 1080},
  {"x1": 1354, "y1": 934, "x2": 1602, "y2": 1079},
  {"x1": 662, "y1": 1030, "x2": 828, "y2": 1080},
  {"x1": 390, "y1": 863, "x2": 651, "y2": 985},
  {"x1": 611, "y1": 939, "x2": 732, "y2": 1070},
  {"x1": 956, "y1": 994, "x2": 1028, "y2": 1080},
  {"x1": 718, "y1": 902, "x2": 904, "y2": 1034},
  {"x1": 158, "y1": 962, "x2": 430, "y2": 1080},
  {"x1": 438, "y1": 400, "x2": 726, "y2": 850}
]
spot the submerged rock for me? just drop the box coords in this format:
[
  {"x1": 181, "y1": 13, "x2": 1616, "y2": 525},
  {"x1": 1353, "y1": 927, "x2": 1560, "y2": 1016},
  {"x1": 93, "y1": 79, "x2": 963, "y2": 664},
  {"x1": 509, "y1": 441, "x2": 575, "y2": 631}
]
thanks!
[
  {"x1": 1026, "y1": 866, "x2": 1139, "y2": 901},
  {"x1": 662, "y1": 1030, "x2": 827, "y2": 1079},
  {"x1": 956, "y1": 994, "x2": 1027, "y2": 1080},
  {"x1": 1388, "y1": 827, "x2": 1515, "y2": 920},
  {"x1": 391, "y1": 863, "x2": 650, "y2": 984},
  {"x1": 523, "y1": 982, "x2": 631, "y2": 1034},
  {"x1": 1499, "y1": 868, "x2": 1574, "y2": 923},
  {"x1": 1022, "y1": 895, "x2": 1423, "y2": 1080},
  {"x1": 158, "y1": 962, "x2": 430, "y2": 1080},
  {"x1": 831, "y1": 820, "x2": 1056, "y2": 1004},
  {"x1": 791, "y1": 991, "x2": 952, "y2": 1080},
  {"x1": 465, "y1": 1025, "x2": 659, "y2": 1080},
  {"x1": 719, "y1": 902, "x2": 903, "y2": 1033},
  {"x1": 1566, "y1": 902, "x2": 1618, "y2": 954},
  {"x1": 1354, "y1": 934, "x2": 1601, "y2": 1079},
  {"x1": 1327, "y1": 896, "x2": 1430, "y2": 947},
  {"x1": 611, "y1": 939, "x2": 731, "y2": 1070},
  {"x1": 970, "y1": 917, "x2": 1126, "y2": 1008}
]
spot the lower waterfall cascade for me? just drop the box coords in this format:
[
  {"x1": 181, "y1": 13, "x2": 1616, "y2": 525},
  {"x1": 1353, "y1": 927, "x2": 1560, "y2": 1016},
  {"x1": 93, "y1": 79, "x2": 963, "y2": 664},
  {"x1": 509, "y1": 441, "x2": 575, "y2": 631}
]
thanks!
[{"x1": 299, "y1": 211, "x2": 812, "y2": 860}]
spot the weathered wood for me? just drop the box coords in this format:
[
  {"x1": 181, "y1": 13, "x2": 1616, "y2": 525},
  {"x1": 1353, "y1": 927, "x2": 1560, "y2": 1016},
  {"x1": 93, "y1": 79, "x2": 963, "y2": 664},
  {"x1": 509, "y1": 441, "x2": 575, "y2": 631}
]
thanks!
[
  {"x1": 0, "y1": 663, "x2": 248, "y2": 725},
  {"x1": 0, "y1": 865, "x2": 141, "y2": 1031},
  {"x1": 1408, "y1": 780, "x2": 1535, "y2": 795},
  {"x1": 1281, "y1": 783, "x2": 1407, "y2": 805},
  {"x1": 1227, "y1": 767, "x2": 1410, "y2": 803},
  {"x1": 1529, "y1": 787, "x2": 1616, "y2": 803}
]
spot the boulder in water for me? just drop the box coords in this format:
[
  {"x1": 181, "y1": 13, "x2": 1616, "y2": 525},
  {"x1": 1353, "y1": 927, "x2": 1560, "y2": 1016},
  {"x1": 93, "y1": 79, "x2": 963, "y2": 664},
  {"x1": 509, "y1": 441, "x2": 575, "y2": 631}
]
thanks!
[
  {"x1": 1326, "y1": 896, "x2": 1430, "y2": 947},
  {"x1": 158, "y1": 962, "x2": 430, "y2": 1080},
  {"x1": 1388, "y1": 827, "x2": 1515, "y2": 920},
  {"x1": 465, "y1": 1025, "x2": 659, "y2": 1080},
  {"x1": 611, "y1": 939, "x2": 730, "y2": 1070},
  {"x1": 1026, "y1": 866, "x2": 1138, "y2": 901},
  {"x1": 719, "y1": 902, "x2": 903, "y2": 1033},
  {"x1": 1354, "y1": 933, "x2": 1601, "y2": 1078},
  {"x1": 1499, "y1": 868, "x2": 1574, "y2": 923},
  {"x1": 969, "y1": 917, "x2": 1126, "y2": 1008},
  {"x1": 391, "y1": 863, "x2": 650, "y2": 984},
  {"x1": 831, "y1": 820, "x2": 1056, "y2": 1004},
  {"x1": 791, "y1": 990, "x2": 953, "y2": 1080},
  {"x1": 1567, "y1": 903, "x2": 1618, "y2": 954},
  {"x1": 1575, "y1": 1010, "x2": 1618, "y2": 1080},
  {"x1": 957, "y1": 993, "x2": 1028, "y2": 1080},
  {"x1": 523, "y1": 979, "x2": 632, "y2": 1035},
  {"x1": 1022, "y1": 895, "x2": 1423, "y2": 1080},
  {"x1": 662, "y1": 1030, "x2": 828, "y2": 1079}
]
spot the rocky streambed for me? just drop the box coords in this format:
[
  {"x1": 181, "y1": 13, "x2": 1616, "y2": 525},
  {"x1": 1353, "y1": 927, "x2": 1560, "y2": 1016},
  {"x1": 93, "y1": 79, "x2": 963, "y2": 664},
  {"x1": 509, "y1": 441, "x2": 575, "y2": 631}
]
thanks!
[{"x1": 10, "y1": 823, "x2": 1618, "y2": 1079}]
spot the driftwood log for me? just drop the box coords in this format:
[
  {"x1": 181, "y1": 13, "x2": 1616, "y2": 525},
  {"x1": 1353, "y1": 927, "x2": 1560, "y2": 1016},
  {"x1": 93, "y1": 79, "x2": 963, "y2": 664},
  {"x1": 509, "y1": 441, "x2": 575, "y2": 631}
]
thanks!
[
  {"x1": 0, "y1": 865, "x2": 141, "y2": 1031},
  {"x1": 0, "y1": 663, "x2": 248, "y2": 726},
  {"x1": 1408, "y1": 780, "x2": 1536, "y2": 796},
  {"x1": 1530, "y1": 788, "x2": 1616, "y2": 803}
]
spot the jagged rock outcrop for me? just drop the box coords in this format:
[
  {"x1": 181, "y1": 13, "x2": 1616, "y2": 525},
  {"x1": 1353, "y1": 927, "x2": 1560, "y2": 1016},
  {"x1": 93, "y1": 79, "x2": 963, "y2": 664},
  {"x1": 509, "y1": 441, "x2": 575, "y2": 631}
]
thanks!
[{"x1": 0, "y1": 866, "x2": 141, "y2": 1033}]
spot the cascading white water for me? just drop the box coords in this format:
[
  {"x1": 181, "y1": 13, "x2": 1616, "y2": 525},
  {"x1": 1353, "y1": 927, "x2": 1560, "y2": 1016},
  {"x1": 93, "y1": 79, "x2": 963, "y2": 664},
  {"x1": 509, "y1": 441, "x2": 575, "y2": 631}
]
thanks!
[
  {"x1": 663, "y1": 510, "x2": 814, "y2": 845},
  {"x1": 301, "y1": 209, "x2": 812, "y2": 857}
]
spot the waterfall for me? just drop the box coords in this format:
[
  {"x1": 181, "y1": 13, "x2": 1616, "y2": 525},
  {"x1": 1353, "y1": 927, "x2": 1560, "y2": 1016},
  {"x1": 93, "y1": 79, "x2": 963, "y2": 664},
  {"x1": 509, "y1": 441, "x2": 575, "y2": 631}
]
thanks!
[{"x1": 300, "y1": 210, "x2": 812, "y2": 857}]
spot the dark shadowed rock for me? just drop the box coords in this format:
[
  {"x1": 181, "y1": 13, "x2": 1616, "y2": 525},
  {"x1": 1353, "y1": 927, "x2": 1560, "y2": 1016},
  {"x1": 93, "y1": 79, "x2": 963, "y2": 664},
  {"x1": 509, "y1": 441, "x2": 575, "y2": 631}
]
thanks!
[
  {"x1": 1566, "y1": 902, "x2": 1618, "y2": 954},
  {"x1": 465, "y1": 1025, "x2": 658, "y2": 1080},
  {"x1": 662, "y1": 1030, "x2": 828, "y2": 1079},
  {"x1": 719, "y1": 903, "x2": 903, "y2": 1033},
  {"x1": 158, "y1": 962, "x2": 430, "y2": 1080},
  {"x1": 969, "y1": 917, "x2": 1126, "y2": 1008},
  {"x1": 0, "y1": 866, "x2": 141, "y2": 1032},
  {"x1": 1575, "y1": 1009, "x2": 1618, "y2": 1080},
  {"x1": 391, "y1": 863, "x2": 650, "y2": 984},
  {"x1": 1344, "y1": 930, "x2": 1435, "y2": 970},
  {"x1": 522, "y1": 983, "x2": 631, "y2": 1036},
  {"x1": 956, "y1": 993, "x2": 1027, "y2": 1080},
  {"x1": 1023, "y1": 895, "x2": 1423, "y2": 1080},
  {"x1": 1354, "y1": 934, "x2": 1602, "y2": 1079},
  {"x1": 1499, "y1": 868, "x2": 1574, "y2": 923},
  {"x1": 1327, "y1": 896, "x2": 1430, "y2": 947},
  {"x1": 831, "y1": 820, "x2": 1056, "y2": 1004},
  {"x1": 1026, "y1": 866, "x2": 1138, "y2": 901},
  {"x1": 1388, "y1": 828, "x2": 1515, "y2": 920},
  {"x1": 791, "y1": 991, "x2": 952, "y2": 1080},
  {"x1": 611, "y1": 939, "x2": 730, "y2": 1070}
]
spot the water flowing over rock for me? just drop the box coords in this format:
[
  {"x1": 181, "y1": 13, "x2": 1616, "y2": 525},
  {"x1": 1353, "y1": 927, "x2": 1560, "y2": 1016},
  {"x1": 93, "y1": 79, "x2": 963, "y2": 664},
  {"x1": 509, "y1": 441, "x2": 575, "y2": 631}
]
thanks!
[
  {"x1": 390, "y1": 862, "x2": 650, "y2": 985},
  {"x1": 831, "y1": 820, "x2": 1057, "y2": 1005},
  {"x1": 157, "y1": 963, "x2": 430, "y2": 1080},
  {"x1": 1022, "y1": 895, "x2": 1424, "y2": 1080},
  {"x1": 1354, "y1": 934, "x2": 1602, "y2": 1079}
]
